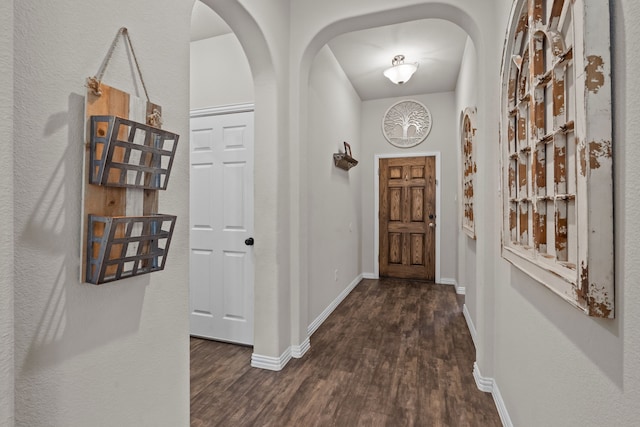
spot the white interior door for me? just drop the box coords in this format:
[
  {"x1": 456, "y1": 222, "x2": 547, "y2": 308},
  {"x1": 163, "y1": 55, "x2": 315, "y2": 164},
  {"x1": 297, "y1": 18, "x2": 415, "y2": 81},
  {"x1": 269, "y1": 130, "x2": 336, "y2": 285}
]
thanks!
[{"x1": 189, "y1": 110, "x2": 254, "y2": 345}]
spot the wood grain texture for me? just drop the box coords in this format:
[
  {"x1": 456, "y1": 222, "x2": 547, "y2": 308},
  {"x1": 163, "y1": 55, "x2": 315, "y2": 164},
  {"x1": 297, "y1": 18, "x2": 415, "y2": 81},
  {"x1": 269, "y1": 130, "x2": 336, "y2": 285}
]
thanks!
[
  {"x1": 83, "y1": 85, "x2": 130, "y2": 280},
  {"x1": 191, "y1": 279, "x2": 501, "y2": 426},
  {"x1": 379, "y1": 157, "x2": 435, "y2": 280},
  {"x1": 143, "y1": 102, "x2": 162, "y2": 215}
]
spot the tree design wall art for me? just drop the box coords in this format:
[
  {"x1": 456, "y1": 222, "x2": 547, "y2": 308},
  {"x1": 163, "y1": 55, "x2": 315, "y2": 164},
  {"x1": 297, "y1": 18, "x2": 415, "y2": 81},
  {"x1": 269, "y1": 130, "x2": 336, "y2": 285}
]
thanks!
[{"x1": 382, "y1": 100, "x2": 432, "y2": 148}]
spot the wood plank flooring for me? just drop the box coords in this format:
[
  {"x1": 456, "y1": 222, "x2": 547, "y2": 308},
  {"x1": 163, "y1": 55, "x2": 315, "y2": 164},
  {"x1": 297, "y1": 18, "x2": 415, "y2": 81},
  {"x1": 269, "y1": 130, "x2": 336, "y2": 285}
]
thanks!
[{"x1": 191, "y1": 278, "x2": 501, "y2": 426}]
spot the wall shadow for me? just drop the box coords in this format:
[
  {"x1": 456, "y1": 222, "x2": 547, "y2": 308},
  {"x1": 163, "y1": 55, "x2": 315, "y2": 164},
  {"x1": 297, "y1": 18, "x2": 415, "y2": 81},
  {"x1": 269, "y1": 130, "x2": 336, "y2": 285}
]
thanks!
[{"x1": 19, "y1": 92, "x2": 149, "y2": 373}]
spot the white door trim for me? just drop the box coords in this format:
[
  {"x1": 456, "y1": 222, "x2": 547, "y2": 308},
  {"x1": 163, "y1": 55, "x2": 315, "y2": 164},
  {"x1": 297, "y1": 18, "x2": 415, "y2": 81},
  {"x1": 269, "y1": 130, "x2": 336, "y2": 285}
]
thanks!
[
  {"x1": 190, "y1": 103, "x2": 255, "y2": 118},
  {"x1": 374, "y1": 152, "x2": 442, "y2": 282}
]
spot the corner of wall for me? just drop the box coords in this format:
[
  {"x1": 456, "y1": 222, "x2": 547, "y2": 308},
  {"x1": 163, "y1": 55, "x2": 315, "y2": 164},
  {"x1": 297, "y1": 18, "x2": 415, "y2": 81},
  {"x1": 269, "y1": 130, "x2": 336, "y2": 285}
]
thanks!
[
  {"x1": 473, "y1": 363, "x2": 513, "y2": 427},
  {"x1": 1, "y1": 0, "x2": 15, "y2": 423},
  {"x1": 463, "y1": 303, "x2": 477, "y2": 348},
  {"x1": 251, "y1": 347, "x2": 293, "y2": 371}
]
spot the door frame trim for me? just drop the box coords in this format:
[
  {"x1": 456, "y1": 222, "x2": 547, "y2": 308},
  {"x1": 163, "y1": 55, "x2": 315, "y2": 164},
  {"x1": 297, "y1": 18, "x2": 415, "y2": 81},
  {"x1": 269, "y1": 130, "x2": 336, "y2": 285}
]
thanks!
[
  {"x1": 374, "y1": 152, "x2": 442, "y2": 282},
  {"x1": 190, "y1": 102, "x2": 255, "y2": 118}
]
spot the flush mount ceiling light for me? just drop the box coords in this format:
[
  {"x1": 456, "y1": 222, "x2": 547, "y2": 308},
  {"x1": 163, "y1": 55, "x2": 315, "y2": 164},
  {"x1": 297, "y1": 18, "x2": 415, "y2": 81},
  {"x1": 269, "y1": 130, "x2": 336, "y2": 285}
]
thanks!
[{"x1": 383, "y1": 54, "x2": 419, "y2": 85}]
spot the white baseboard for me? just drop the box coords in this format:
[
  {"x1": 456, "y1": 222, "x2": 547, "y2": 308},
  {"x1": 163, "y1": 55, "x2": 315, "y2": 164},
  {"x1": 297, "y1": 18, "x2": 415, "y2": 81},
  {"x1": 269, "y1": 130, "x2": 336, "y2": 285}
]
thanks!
[
  {"x1": 361, "y1": 272, "x2": 378, "y2": 279},
  {"x1": 473, "y1": 362, "x2": 513, "y2": 427},
  {"x1": 252, "y1": 274, "x2": 362, "y2": 370},
  {"x1": 493, "y1": 381, "x2": 512, "y2": 427},
  {"x1": 439, "y1": 277, "x2": 466, "y2": 295},
  {"x1": 473, "y1": 362, "x2": 494, "y2": 392},
  {"x1": 439, "y1": 277, "x2": 457, "y2": 285},
  {"x1": 463, "y1": 304, "x2": 477, "y2": 349},
  {"x1": 291, "y1": 337, "x2": 310, "y2": 359},
  {"x1": 307, "y1": 274, "x2": 362, "y2": 336},
  {"x1": 251, "y1": 347, "x2": 291, "y2": 371},
  {"x1": 438, "y1": 277, "x2": 458, "y2": 286}
]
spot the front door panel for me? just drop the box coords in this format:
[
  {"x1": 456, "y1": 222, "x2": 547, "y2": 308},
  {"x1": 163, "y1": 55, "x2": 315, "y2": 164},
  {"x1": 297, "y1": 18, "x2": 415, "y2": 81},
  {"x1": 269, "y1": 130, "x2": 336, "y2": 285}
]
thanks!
[{"x1": 379, "y1": 156, "x2": 436, "y2": 280}]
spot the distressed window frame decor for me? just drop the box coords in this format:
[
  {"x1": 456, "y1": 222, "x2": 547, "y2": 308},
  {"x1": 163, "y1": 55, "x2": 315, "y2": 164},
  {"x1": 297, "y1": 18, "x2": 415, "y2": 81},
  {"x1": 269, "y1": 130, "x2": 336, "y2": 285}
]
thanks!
[
  {"x1": 499, "y1": 0, "x2": 614, "y2": 317},
  {"x1": 461, "y1": 107, "x2": 477, "y2": 239}
]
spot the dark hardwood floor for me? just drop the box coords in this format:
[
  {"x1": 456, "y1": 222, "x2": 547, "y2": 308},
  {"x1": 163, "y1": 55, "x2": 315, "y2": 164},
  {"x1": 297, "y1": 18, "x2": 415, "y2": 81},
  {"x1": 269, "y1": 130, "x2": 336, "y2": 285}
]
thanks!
[{"x1": 191, "y1": 278, "x2": 501, "y2": 426}]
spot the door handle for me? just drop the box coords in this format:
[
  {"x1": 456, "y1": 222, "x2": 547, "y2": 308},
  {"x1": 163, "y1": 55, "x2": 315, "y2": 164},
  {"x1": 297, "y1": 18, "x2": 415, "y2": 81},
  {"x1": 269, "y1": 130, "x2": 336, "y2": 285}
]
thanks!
[
  {"x1": 429, "y1": 223, "x2": 435, "y2": 228},
  {"x1": 245, "y1": 237, "x2": 254, "y2": 246}
]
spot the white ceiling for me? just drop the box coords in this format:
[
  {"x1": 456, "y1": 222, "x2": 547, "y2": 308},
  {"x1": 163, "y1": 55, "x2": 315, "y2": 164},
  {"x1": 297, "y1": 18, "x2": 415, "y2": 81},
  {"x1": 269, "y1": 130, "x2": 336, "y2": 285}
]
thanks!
[
  {"x1": 190, "y1": 2, "x2": 469, "y2": 101},
  {"x1": 327, "y1": 19, "x2": 468, "y2": 100},
  {"x1": 190, "y1": 1, "x2": 231, "y2": 42}
]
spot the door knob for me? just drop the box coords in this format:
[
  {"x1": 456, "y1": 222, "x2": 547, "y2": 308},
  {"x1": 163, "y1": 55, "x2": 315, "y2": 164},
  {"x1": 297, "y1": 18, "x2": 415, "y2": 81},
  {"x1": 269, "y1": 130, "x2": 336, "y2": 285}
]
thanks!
[
  {"x1": 429, "y1": 223, "x2": 435, "y2": 228},
  {"x1": 245, "y1": 237, "x2": 254, "y2": 246}
]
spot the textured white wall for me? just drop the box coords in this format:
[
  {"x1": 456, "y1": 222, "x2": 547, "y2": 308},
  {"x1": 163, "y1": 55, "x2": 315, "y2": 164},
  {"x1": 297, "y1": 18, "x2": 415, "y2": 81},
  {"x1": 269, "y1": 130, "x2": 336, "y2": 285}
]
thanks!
[
  {"x1": 360, "y1": 92, "x2": 458, "y2": 280},
  {"x1": 1, "y1": 1, "x2": 15, "y2": 425},
  {"x1": 455, "y1": 37, "x2": 478, "y2": 116},
  {"x1": 12, "y1": 1, "x2": 191, "y2": 425},
  {"x1": 190, "y1": 33, "x2": 254, "y2": 110},
  {"x1": 307, "y1": 45, "x2": 362, "y2": 325},
  {"x1": 454, "y1": 37, "x2": 478, "y2": 322}
]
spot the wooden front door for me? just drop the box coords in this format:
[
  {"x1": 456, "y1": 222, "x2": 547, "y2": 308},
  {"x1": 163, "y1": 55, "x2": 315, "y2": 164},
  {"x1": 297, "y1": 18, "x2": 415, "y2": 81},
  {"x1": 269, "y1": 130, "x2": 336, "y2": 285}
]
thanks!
[{"x1": 379, "y1": 156, "x2": 436, "y2": 280}]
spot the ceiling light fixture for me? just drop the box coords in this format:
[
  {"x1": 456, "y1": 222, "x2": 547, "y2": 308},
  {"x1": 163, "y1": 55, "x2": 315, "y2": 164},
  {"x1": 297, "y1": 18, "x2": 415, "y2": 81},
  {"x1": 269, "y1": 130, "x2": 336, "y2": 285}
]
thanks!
[{"x1": 383, "y1": 54, "x2": 419, "y2": 85}]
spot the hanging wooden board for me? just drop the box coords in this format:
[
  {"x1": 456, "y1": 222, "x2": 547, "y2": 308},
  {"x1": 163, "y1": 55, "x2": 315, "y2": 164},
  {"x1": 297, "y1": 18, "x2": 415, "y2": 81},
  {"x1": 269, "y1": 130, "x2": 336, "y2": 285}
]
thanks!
[{"x1": 81, "y1": 82, "x2": 165, "y2": 283}]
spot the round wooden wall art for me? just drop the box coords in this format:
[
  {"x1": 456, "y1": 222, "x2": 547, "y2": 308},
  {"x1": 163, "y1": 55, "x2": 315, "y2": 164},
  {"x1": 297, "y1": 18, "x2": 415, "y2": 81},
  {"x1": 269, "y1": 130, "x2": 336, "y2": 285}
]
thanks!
[{"x1": 382, "y1": 100, "x2": 432, "y2": 148}]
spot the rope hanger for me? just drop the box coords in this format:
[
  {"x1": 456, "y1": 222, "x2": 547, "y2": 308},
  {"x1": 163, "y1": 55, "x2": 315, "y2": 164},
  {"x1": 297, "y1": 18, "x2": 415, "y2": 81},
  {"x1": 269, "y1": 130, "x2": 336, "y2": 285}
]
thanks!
[
  {"x1": 87, "y1": 27, "x2": 150, "y2": 100},
  {"x1": 86, "y1": 27, "x2": 162, "y2": 126}
]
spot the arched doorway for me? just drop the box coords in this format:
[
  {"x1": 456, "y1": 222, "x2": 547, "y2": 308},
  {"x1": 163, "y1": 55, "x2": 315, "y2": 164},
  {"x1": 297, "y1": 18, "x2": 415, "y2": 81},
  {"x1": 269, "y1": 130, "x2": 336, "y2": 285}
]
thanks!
[
  {"x1": 188, "y1": 0, "x2": 285, "y2": 368},
  {"x1": 188, "y1": 1, "x2": 256, "y2": 345},
  {"x1": 291, "y1": 1, "x2": 493, "y2": 376},
  {"x1": 188, "y1": 0, "x2": 497, "y2": 378}
]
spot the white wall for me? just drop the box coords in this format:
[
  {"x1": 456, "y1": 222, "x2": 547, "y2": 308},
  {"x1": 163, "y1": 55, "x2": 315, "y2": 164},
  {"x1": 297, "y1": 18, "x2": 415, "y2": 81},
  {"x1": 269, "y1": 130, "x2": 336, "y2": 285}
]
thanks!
[
  {"x1": 307, "y1": 45, "x2": 362, "y2": 326},
  {"x1": 12, "y1": 1, "x2": 191, "y2": 425},
  {"x1": 232, "y1": 0, "x2": 294, "y2": 360},
  {"x1": 361, "y1": 91, "x2": 458, "y2": 282},
  {"x1": 486, "y1": 0, "x2": 640, "y2": 426},
  {"x1": 454, "y1": 37, "x2": 478, "y2": 321},
  {"x1": 8, "y1": 0, "x2": 639, "y2": 424},
  {"x1": 190, "y1": 33, "x2": 254, "y2": 109},
  {"x1": 1, "y1": 0, "x2": 14, "y2": 425},
  {"x1": 193, "y1": 0, "x2": 295, "y2": 362},
  {"x1": 455, "y1": 37, "x2": 478, "y2": 116}
]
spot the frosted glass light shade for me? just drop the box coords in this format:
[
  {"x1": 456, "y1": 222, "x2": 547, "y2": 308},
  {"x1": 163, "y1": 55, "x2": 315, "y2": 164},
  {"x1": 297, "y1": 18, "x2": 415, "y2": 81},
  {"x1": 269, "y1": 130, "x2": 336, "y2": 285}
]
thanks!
[{"x1": 383, "y1": 55, "x2": 419, "y2": 84}]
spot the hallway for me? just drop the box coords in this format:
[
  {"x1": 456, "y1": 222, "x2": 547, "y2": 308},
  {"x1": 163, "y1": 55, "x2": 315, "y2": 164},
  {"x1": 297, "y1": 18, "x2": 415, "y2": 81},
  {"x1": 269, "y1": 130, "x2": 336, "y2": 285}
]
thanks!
[{"x1": 190, "y1": 279, "x2": 501, "y2": 426}]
